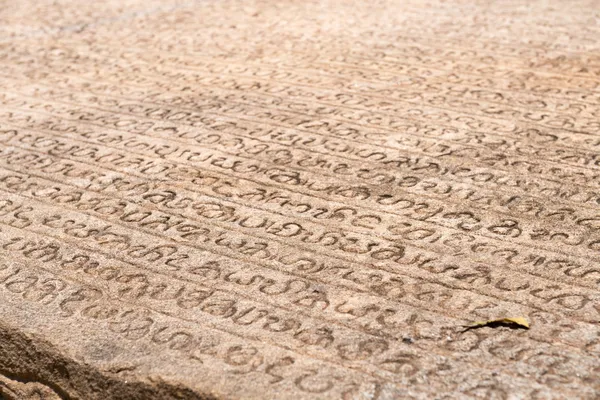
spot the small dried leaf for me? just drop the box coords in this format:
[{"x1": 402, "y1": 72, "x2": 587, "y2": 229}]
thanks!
[{"x1": 462, "y1": 317, "x2": 529, "y2": 331}]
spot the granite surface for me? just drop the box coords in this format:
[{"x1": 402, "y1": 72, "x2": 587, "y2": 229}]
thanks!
[{"x1": 1, "y1": 0, "x2": 600, "y2": 398}]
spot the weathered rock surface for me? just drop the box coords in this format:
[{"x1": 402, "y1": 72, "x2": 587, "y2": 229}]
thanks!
[{"x1": 1, "y1": 0, "x2": 599, "y2": 398}]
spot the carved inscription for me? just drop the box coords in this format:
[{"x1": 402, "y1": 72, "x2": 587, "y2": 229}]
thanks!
[{"x1": 0, "y1": 0, "x2": 599, "y2": 399}]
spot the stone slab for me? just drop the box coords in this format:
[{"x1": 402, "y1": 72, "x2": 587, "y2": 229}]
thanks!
[{"x1": 0, "y1": 0, "x2": 599, "y2": 398}]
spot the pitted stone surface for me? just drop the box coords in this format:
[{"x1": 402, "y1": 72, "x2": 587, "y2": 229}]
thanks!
[{"x1": 1, "y1": 0, "x2": 600, "y2": 398}]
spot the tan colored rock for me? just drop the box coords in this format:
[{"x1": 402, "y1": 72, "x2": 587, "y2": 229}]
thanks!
[
  {"x1": 0, "y1": 0, "x2": 599, "y2": 398},
  {"x1": 0, "y1": 373, "x2": 61, "y2": 400}
]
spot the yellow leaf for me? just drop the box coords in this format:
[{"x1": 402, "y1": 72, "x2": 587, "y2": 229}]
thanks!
[{"x1": 463, "y1": 317, "x2": 529, "y2": 331}]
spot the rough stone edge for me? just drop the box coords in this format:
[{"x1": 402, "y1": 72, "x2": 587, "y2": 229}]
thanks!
[
  {"x1": 0, "y1": 320, "x2": 221, "y2": 400},
  {"x1": 0, "y1": 373, "x2": 62, "y2": 400}
]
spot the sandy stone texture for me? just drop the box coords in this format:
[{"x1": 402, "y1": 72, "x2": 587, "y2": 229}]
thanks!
[{"x1": 0, "y1": 0, "x2": 599, "y2": 398}]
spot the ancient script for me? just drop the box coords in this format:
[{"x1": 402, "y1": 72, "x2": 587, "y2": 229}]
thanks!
[{"x1": 1, "y1": 0, "x2": 599, "y2": 398}]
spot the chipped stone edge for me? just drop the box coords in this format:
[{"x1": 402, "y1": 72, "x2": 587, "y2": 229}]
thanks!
[{"x1": 0, "y1": 320, "x2": 221, "y2": 400}]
